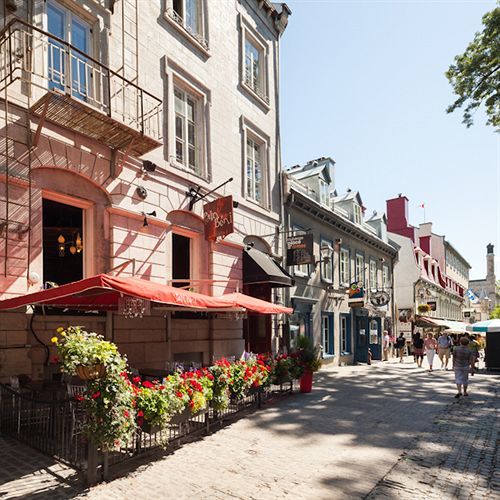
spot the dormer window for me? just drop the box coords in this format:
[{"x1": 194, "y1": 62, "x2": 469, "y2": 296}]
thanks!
[
  {"x1": 354, "y1": 203, "x2": 362, "y2": 224},
  {"x1": 319, "y1": 178, "x2": 330, "y2": 207}
]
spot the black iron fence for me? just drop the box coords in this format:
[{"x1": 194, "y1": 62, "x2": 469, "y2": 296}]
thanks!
[{"x1": 0, "y1": 381, "x2": 295, "y2": 484}]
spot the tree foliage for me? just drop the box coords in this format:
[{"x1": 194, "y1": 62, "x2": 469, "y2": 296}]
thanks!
[
  {"x1": 490, "y1": 305, "x2": 500, "y2": 319},
  {"x1": 446, "y1": 7, "x2": 500, "y2": 129}
]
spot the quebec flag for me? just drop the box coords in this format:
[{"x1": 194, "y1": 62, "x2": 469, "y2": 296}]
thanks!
[{"x1": 466, "y1": 289, "x2": 479, "y2": 304}]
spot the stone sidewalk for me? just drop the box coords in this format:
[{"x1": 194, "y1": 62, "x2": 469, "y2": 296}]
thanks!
[{"x1": 0, "y1": 359, "x2": 498, "y2": 499}]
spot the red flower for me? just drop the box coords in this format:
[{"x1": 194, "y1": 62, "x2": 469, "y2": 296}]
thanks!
[
  {"x1": 91, "y1": 391, "x2": 101, "y2": 399},
  {"x1": 137, "y1": 410, "x2": 144, "y2": 417},
  {"x1": 133, "y1": 376, "x2": 141, "y2": 384},
  {"x1": 142, "y1": 381, "x2": 154, "y2": 388},
  {"x1": 176, "y1": 391, "x2": 183, "y2": 399},
  {"x1": 159, "y1": 385, "x2": 165, "y2": 390},
  {"x1": 123, "y1": 410, "x2": 130, "y2": 418},
  {"x1": 74, "y1": 394, "x2": 84, "y2": 402},
  {"x1": 51, "y1": 356, "x2": 60, "y2": 364}
]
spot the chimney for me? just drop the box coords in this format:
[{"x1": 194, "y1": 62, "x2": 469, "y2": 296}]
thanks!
[{"x1": 386, "y1": 194, "x2": 415, "y2": 242}]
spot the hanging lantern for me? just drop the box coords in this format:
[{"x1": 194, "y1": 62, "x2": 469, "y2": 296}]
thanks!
[
  {"x1": 75, "y1": 232, "x2": 83, "y2": 253},
  {"x1": 57, "y1": 234, "x2": 65, "y2": 244},
  {"x1": 58, "y1": 244, "x2": 65, "y2": 257},
  {"x1": 69, "y1": 245, "x2": 77, "y2": 255}
]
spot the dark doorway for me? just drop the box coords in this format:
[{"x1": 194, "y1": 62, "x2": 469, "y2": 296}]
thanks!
[
  {"x1": 42, "y1": 199, "x2": 83, "y2": 287},
  {"x1": 172, "y1": 233, "x2": 191, "y2": 288},
  {"x1": 243, "y1": 284, "x2": 272, "y2": 353}
]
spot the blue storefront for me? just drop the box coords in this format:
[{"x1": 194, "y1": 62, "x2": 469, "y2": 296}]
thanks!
[{"x1": 353, "y1": 308, "x2": 383, "y2": 363}]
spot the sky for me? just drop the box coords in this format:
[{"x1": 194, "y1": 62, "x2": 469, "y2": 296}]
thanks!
[{"x1": 280, "y1": 0, "x2": 499, "y2": 281}]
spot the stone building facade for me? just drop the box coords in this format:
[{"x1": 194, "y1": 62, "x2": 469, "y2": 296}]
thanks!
[
  {"x1": 283, "y1": 157, "x2": 398, "y2": 366},
  {"x1": 0, "y1": 0, "x2": 291, "y2": 381},
  {"x1": 387, "y1": 195, "x2": 470, "y2": 337}
]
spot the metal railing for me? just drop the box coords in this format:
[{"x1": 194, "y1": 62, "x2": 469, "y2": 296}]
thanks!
[
  {"x1": 0, "y1": 381, "x2": 294, "y2": 484},
  {"x1": 0, "y1": 383, "x2": 88, "y2": 470},
  {"x1": 166, "y1": 8, "x2": 209, "y2": 51},
  {"x1": 0, "y1": 19, "x2": 162, "y2": 141}
]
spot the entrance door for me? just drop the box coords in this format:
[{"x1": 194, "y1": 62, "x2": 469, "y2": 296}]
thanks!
[
  {"x1": 354, "y1": 316, "x2": 369, "y2": 363},
  {"x1": 369, "y1": 318, "x2": 382, "y2": 360}
]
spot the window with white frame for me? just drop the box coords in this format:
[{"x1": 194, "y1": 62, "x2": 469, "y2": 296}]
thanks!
[
  {"x1": 320, "y1": 239, "x2": 333, "y2": 282},
  {"x1": 246, "y1": 134, "x2": 265, "y2": 205},
  {"x1": 174, "y1": 86, "x2": 202, "y2": 175},
  {"x1": 340, "y1": 316, "x2": 348, "y2": 353},
  {"x1": 340, "y1": 248, "x2": 350, "y2": 285},
  {"x1": 292, "y1": 226, "x2": 309, "y2": 277},
  {"x1": 356, "y1": 254, "x2": 365, "y2": 286},
  {"x1": 47, "y1": 0, "x2": 92, "y2": 100},
  {"x1": 241, "y1": 22, "x2": 268, "y2": 104},
  {"x1": 353, "y1": 203, "x2": 362, "y2": 224},
  {"x1": 168, "y1": 0, "x2": 208, "y2": 50},
  {"x1": 382, "y1": 264, "x2": 390, "y2": 289},
  {"x1": 322, "y1": 315, "x2": 332, "y2": 355},
  {"x1": 369, "y1": 259, "x2": 378, "y2": 291},
  {"x1": 319, "y1": 178, "x2": 330, "y2": 207}
]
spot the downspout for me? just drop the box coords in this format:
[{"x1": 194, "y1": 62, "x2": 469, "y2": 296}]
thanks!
[{"x1": 208, "y1": 240, "x2": 214, "y2": 363}]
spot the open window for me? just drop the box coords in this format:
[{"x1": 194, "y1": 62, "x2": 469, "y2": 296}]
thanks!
[
  {"x1": 172, "y1": 233, "x2": 191, "y2": 288},
  {"x1": 42, "y1": 198, "x2": 84, "y2": 287}
]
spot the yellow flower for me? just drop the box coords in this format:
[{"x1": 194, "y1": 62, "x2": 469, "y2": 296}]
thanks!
[
  {"x1": 51, "y1": 336, "x2": 59, "y2": 344},
  {"x1": 56, "y1": 327, "x2": 64, "y2": 333}
]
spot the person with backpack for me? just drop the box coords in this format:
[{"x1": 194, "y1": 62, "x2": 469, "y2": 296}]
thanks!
[
  {"x1": 437, "y1": 331, "x2": 453, "y2": 370},
  {"x1": 395, "y1": 333, "x2": 406, "y2": 362}
]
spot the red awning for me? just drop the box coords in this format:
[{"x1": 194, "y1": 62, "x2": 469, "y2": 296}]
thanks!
[
  {"x1": 0, "y1": 274, "x2": 236, "y2": 311},
  {"x1": 216, "y1": 292, "x2": 293, "y2": 315}
]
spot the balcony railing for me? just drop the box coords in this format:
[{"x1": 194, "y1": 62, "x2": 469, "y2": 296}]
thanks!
[{"x1": 0, "y1": 19, "x2": 162, "y2": 156}]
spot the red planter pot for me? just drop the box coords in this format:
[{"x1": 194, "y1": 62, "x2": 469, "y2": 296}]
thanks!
[{"x1": 300, "y1": 370, "x2": 313, "y2": 393}]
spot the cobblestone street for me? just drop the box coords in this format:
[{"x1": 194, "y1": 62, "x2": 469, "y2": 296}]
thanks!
[{"x1": 0, "y1": 359, "x2": 498, "y2": 499}]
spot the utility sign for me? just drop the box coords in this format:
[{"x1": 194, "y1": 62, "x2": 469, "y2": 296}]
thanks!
[
  {"x1": 286, "y1": 233, "x2": 314, "y2": 266},
  {"x1": 203, "y1": 195, "x2": 234, "y2": 241}
]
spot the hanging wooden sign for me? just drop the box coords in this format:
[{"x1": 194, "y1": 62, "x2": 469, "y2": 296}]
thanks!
[
  {"x1": 203, "y1": 195, "x2": 234, "y2": 241},
  {"x1": 286, "y1": 233, "x2": 314, "y2": 266}
]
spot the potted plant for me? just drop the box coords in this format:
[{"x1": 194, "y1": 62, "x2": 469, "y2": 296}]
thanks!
[
  {"x1": 134, "y1": 379, "x2": 185, "y2": 434},
  {"x1": 295, "y1": 336, "x2": 321, "y2": 393},
  {"x1": 209, "y1": 358, "x2": 232, "y2": 411},
  {"x1": 52, "y1": 326, "x2": 118, "y2": 380},
  {"x1": 417, "y1": 303, "x2": 431, "y2": 315}
]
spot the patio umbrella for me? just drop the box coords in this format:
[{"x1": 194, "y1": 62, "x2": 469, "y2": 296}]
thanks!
[{"x1": 466, "y1": 319, "x2": 500, "y2": 333}]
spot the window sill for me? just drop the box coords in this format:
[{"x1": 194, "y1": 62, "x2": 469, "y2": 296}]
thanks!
[
  {"x1": 294, "y1": 272, "x2": 310, "y2": 278},
  {"x1": 321, "y1": 278, "x2": 333, "y2": 284},
  {"x1": 164, "y1": 10, "x2": 210, "y2": 58},
  {"x1": 240, "y1": 81, "x2": 271, "y2": 110},
  {"x1": 245, "y1": 196, "x2": 270, "y2": 212},
  {"x1": 322, "y1": 354, "x2": 335, "y2": 359},
  {"x1": 169, "y1": 158, "x2": 208, "y2": 182}
]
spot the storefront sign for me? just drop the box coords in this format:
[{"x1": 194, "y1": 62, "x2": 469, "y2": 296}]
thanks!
[
  {"x1": 203, "y1": 195, "x2": 234, "y2": 241},
  {"x1": 348, "y1": 283, "x2": 364, "y2": 300},
  {"x1": 286, "y1": 233, "x2": 314, "y2": 266}
]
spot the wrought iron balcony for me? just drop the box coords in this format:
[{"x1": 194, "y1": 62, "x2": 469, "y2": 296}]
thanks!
[{"x1": 0, "y1": 19, "x2": 162, "y2": 157}]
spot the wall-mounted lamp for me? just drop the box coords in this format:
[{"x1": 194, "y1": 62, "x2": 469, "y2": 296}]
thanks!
[
  {"x1": 142, "y1": 160, "x2": 157, "y2": 173},
  {"x1": 316, "y1": 245, "x2": 333, "y2": 265},
  {"x1": 233, "y1": 200, "x2": 239, "y2": 209},
  {"x1": 379, "y1": 257, "x2": 386, "y2": 263},
  {"x1": 142, "y1": 210, "x2": 157, "y2": 228}
]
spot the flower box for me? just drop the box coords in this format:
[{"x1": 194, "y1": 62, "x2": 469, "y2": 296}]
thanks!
[
  {"x1": 170, "y1": 406, "x2": 204, "y2": 425},
  {"x1": 76, "y1": 364, "x2": 106, "y2": 380},
  {"x1": 140, "y1": 420, "x2": 163, "y2": 435}
]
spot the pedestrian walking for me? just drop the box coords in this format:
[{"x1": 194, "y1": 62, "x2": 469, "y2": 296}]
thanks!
[
  {"x1": 437, "y1": 331, "x2": 453, "y2": 370},
  {"x1": 395, "y1": 333, "x2": 406, "y2": 362},
  {"x1": 382, "y1": 330, "x2": 390, "y2": 361},
  {"x1": 424, "y1": 332, "x2": 437, "y2": 372},
  {"x1": 453, "y1": 336, "x2": 475, "y2": 398},
  {"x1": 413, "y1": 332, "x2": 424, "y2": 368}
]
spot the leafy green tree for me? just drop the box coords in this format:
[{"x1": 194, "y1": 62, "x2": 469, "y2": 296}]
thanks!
[
  {"x1": 445, "y1": 7, "x2": 500, "y2": 128},
  {"x1": 490, "y1": 305, "x2": 500, "y2": 319}
]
